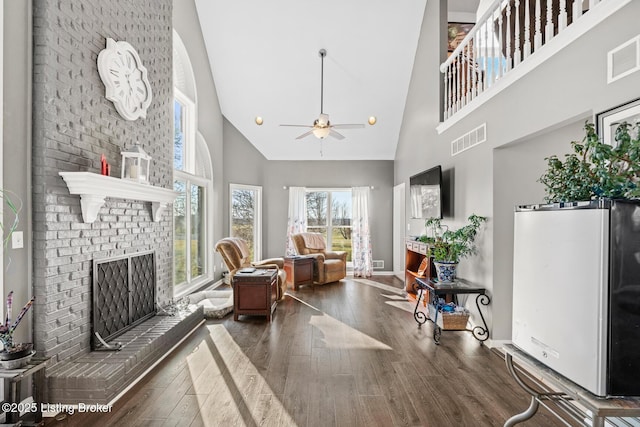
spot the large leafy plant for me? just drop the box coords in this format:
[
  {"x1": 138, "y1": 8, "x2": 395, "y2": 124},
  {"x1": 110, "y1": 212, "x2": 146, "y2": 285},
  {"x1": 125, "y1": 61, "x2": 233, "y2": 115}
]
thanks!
[
  {"x1": 418, "y1": 214, "x2": 487, "y2": 263},
  {"x1": 539, "y1": 121, "x2": 640, "y2": 202}
]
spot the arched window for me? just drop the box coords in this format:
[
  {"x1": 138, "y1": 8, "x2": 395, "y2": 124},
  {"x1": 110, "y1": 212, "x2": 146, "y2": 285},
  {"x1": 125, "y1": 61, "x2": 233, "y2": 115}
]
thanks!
[{"x1": 173, "y1": 30, "x2": 214, "y2": 296}]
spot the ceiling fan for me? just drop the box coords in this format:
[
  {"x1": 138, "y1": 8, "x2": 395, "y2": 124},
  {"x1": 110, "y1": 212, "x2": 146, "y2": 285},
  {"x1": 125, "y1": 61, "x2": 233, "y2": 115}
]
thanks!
[{"x1": 280, "y1": 49, "x2": 364, "y2": 140}]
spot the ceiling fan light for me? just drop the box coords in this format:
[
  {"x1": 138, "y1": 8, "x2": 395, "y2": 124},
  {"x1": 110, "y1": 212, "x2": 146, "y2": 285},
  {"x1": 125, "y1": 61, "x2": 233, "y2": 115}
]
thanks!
[{"x1": 312, "y1": 127, "x2": 330, "y2": 139}]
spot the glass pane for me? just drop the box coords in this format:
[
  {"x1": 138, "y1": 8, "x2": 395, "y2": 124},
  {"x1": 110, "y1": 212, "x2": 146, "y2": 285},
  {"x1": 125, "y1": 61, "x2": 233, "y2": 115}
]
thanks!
[
  {"x1": 332, "y1": 227, "x2": 352, "y2": 262},
  {"x1": 174, "y1": 99, "x2": 185, "y2": 171},
  {"x1": 231, "y1": 188, "x2": 255, "y2": 260},
  {"x1": 306, "y1": 191, "x2": 327, "y2": 226},
  {"x1": 173, "y1": 180, "x2": 187, "y2": 285},
  {"x1": 190, "y1": 184, "x2": 205, "y2": 279},
  {"x1": 331, "y1": 191, "x2": 352, "y2": 227}
]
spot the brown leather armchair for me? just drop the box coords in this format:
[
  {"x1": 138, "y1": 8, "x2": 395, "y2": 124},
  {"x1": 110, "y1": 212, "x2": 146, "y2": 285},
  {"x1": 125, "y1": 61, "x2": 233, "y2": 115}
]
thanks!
[
  {"x1": 215, "y1": 237, "x2": 287, "y2": 301},
  {"x1": 291, "y1": 232, "x2": 347, "y2": 285}
]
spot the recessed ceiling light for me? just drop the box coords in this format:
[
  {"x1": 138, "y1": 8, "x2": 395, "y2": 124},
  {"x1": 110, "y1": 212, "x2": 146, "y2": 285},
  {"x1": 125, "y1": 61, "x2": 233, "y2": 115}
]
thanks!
[
  {"x1": 255, "y1": 116, "x2": 264, "y2": 125},
  {"x1": 368, "y1": 116, "x2": 377, "y2": 125}
]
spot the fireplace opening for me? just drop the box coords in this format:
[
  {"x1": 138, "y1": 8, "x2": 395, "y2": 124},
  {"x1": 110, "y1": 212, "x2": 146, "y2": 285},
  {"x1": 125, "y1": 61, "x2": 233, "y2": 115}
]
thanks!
[{"x1": 92, "y1": 251, "x2": 156, "y2": 350}]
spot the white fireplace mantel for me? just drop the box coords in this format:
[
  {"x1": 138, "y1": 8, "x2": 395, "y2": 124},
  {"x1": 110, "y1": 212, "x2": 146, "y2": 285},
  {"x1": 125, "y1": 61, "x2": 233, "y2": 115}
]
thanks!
[{"x1": 59, "y1": 171, "x2": 178, "y2": 223}]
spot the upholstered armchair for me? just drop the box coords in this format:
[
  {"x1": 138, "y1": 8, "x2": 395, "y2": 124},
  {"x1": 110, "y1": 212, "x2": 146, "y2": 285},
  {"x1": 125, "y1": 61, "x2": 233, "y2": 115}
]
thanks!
[
  {"x1": 291, "y1": 232, "x2": 347, "y2": 285},
  {"x1": 215, "y1": 237, "x2": 287, "y2": 301}
]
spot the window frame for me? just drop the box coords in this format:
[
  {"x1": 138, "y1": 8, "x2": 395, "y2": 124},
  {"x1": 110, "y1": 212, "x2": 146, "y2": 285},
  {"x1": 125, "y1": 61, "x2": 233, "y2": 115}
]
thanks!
[
  {"x1": 229, "y1": 183, "x2": 262, "y2": 262},
  {"x1": 172, "y1": 32, "x2": 214, "y2": 298},
  {"x1": 173, "y1": 88, "x2": 196, "y2": 173},
  {"x1": 174, "y1": 170, "x2": 213, "y2": 296},
  {"x1": 305, "y1": 188, "x2": 353, "y2": 266}
]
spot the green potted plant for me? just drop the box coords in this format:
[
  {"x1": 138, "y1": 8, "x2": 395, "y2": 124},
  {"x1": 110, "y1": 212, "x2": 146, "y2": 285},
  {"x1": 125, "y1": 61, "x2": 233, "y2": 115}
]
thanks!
[
  {"x1": 419, "y1": 214, "x2": 487, "y2": 282},
  {"x1": 538, "y1": 121, "x2": 640, "y2": 202}
]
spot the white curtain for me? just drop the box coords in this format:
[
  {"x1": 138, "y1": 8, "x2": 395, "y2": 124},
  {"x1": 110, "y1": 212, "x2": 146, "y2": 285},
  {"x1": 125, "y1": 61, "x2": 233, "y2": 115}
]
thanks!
[
  {"x1": 352, "y1": 186, "x2": 373, "y2": 277},
  {"x1": 286, "y1": 187, "x2": 307, "y2": 256}
]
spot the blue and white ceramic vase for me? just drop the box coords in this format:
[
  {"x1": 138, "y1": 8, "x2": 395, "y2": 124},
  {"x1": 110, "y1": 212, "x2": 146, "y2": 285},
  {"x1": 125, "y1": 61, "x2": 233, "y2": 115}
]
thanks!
[{"x1": 434, "y1": 261, "x2": 457, "y2": 283}]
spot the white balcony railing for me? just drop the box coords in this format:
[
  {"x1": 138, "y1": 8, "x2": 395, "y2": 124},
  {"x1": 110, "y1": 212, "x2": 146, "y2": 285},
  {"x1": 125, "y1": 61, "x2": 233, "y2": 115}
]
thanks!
[{"x1": 440, "y1": 0, "x2": 603, "y2": 121}]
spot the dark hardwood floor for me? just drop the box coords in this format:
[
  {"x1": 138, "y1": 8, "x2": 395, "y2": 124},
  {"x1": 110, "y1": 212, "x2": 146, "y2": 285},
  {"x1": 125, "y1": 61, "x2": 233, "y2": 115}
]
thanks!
[{"x1": 45, "y1": 275, "x2": 565, "y2": 426}]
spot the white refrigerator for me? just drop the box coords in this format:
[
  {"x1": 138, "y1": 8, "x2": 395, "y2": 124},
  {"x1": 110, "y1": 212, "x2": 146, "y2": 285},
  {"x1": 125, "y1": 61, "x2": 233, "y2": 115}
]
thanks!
[{"x1": 512, "y1": 200, "x2": 640, "y2": 397}]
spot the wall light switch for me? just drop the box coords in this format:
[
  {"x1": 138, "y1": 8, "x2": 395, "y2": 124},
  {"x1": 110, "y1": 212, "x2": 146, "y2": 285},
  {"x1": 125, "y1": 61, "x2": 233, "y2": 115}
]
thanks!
[{"x1": 11, "y1": 231, "x2": 24, "y2": 249}]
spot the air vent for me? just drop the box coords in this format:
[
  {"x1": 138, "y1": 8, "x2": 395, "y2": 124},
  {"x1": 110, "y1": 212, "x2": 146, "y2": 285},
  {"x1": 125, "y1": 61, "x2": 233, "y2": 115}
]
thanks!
[
  {"x1": 608, "y1": 35, "x2": 640, "y2": 84},
  {"x1": 372, "y1": 260, "x2": 384, "y2": 269},
  {"x1": 451, "y1": 123, "x2": 487, "y2": 156}
]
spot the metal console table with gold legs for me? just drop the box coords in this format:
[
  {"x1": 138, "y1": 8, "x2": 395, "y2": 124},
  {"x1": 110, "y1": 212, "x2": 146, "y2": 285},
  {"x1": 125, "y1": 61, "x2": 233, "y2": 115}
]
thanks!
[{"x1": 412, "y1": 277, "x2": 490, "y2": 344}]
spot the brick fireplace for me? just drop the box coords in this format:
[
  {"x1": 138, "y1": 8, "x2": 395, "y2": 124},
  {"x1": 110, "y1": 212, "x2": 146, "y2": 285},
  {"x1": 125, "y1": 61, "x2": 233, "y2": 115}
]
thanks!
[{"x1": 31, "y1": 0, "x2": 174, "y2": 367}]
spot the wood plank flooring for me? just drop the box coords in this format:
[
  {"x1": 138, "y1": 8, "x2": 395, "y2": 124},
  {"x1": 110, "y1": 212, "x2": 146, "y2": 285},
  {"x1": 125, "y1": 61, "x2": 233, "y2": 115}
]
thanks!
[{"x1": 44, "y1": 276, "x2": 565, "y2": 426}]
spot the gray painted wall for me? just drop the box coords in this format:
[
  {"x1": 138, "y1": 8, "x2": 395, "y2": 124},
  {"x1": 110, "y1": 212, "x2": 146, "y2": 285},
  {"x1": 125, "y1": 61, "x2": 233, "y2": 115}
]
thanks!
[
  {"x1": 396, "y1": 0, "x2": 640, "y2": 341},
  {"x1": 31, "y1": 0, "x2": 174, "y2": 364},
  {"x1": 3, "y1": 1, "x2": 32, "y2": 347},
  {"x1": 173, "y1": 0, "x2": 225, "y2": 280},
  {"x1": 223, "y1": 119, "x2": 394, "y2": 268},
  {"x1": 2, "y1": 0, "x2": 226, "y2": 364}
]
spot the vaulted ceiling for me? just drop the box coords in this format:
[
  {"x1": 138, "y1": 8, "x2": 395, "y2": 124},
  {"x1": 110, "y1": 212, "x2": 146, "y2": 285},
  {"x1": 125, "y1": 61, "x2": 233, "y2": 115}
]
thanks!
[{"x1": 194, "y1": 0, "x2": 478, "y2": 160}]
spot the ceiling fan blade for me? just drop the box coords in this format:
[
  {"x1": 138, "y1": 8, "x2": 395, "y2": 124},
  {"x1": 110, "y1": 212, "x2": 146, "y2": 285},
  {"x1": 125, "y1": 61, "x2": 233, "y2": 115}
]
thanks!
[
  {"x1": 295, "y1": 129, "x2": 316, "y2": 140},
  {"x1": 331, "y1": 124, "x2": 365, "y2": 129},
  {"x1": 280, "y1": 124, "x2": 313, "y2": 128},
  {"x1": 329, "y1": 129, "x2": 345, "y2": 140}
]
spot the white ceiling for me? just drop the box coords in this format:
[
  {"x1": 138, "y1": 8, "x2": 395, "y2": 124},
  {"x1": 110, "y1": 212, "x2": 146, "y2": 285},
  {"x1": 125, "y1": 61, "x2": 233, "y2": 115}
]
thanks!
[{"x1": 193, "y1": 1, "x2": 476, "y2": 161}]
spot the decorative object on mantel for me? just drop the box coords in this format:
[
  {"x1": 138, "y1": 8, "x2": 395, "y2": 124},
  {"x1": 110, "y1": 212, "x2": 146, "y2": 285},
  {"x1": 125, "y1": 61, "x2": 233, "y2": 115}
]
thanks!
[
  {"x1": 100, "y1": 154, "x2": 111, "y2": 176},
  {"x1": 58, "y1": 171, "x2": 178, "y2": 223},
  {"x1": 0, "y1": 291, "x2": 35, "y2": 369},
  {"x1": 121, "y1": 142, "x2": 151, "y2": 184},
  {"x1": 97, "y1": 38, "x2": 153, "y2": 121},
  {"x1": 538, "y1": 120, "x2": 640, "y2": 203},
  {"x1": 417, "y1": 214, "x2": 487, "y2": 283}
]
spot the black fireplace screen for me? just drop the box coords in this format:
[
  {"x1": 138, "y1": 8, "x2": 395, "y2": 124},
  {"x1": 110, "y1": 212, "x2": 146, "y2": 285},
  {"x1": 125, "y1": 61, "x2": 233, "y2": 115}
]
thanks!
[{"x1": 92, "y1": 251, "x2": 156, "y2": 348}]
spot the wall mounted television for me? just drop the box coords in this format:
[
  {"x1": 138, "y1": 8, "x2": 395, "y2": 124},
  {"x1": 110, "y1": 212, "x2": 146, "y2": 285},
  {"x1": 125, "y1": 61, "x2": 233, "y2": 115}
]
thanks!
[{"x1": 410, "y1": 165, "x2": 443, "y2": 219}]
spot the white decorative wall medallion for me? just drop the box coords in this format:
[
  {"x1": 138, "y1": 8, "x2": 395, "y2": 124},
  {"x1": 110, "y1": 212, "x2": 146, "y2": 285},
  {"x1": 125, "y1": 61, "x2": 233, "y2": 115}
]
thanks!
[{"x1": 97, "y1": 38, "x2": 153, "y2": 121}]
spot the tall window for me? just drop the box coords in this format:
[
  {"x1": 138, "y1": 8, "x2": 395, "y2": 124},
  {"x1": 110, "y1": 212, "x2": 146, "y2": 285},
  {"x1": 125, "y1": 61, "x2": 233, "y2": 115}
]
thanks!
[
  {"x1": 230, "y1": 184, "x2": 262, "y2": 261},
  {"x1": 306, "y1": 189, "x2": 352, "y2": 262},
  {"x1": 173, "y1": 31, "x2": 213, "y2": 296}
]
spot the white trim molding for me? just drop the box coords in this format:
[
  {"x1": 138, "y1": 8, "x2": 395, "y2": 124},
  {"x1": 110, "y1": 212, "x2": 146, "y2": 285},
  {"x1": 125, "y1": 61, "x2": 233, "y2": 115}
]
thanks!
[{"x1": 59, "y1": 172, "x2": 178, "y2": 223}]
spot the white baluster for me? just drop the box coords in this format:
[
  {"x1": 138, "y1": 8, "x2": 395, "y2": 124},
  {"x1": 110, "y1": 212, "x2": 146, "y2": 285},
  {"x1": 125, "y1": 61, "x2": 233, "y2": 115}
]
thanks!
[
  {"x1": 559, "y1": 0, "x2": 567, "y2": 31},
  {"x1": 545, "y1": 0, "x2": 554, "y2": 43},
  {"x1": 484, "y1": 21, "x2": 489, "y2": 90},
  {"x1": 514, "y1": 0, "x2": 521, "y2": 66},
  {"x1": 448, "y1": 66, "x2": 453, "y2": 118},
  {"x1": 523, "y1": 0, "x2": 531, "y2": 59},
  {"x1": 573, "y1": 0, "x2": 583, "y2": 21},
  {"x1": 590, "y1": 0, "x2": 600, "y2": 8},
  {"x1": 454, "y1": 58, "x2": 459, "y2": 113},
  {"x1": 472, "y1": 33, "x2": 477, "y2": 98},
  {"x1": 498, "y1": 12, "x2": 504, "y2": 78},
  {"x1": 443, "y1": 69, "x2": 449, "y2": 119},
  {"x1": 534, "y1": 0, "x2": 542, "y2": 51},
  {"x1": 506, "y1": 2, "x2": 512, "y2": 71},
  {"x1": 466, "y1": 43, "x2": 471, "y2": 104},
  {"x1": 491, "y1": 11, "x2": 498, "y2": 86}
]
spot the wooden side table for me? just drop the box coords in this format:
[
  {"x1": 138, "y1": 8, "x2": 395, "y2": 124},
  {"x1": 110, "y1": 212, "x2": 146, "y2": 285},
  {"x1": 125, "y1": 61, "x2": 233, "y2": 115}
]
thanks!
[
  {"x1": 284, "y1": 256, "x2": 314, "y2": 290},
  {"x1": 233, "y1": 268, "x2": 278, "y2": 321}
]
